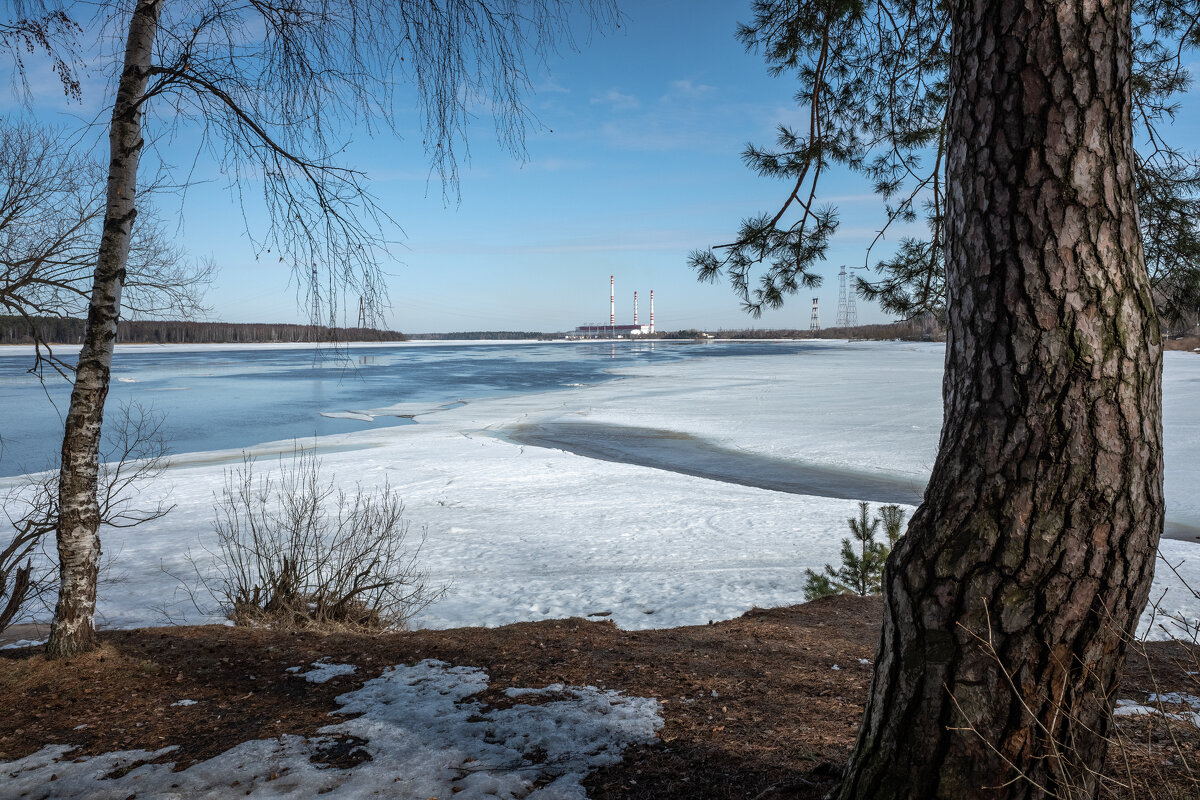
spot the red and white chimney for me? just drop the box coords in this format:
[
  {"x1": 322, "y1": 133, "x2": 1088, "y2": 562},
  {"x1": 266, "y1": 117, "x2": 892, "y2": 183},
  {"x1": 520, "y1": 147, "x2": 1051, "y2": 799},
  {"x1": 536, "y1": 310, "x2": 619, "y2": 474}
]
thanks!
[
  {"x1": 634, "y1": 291, "x2": 639, "y2": 325},
  {"x1": 650, "y1": 290, "x2": 655, "y2": 333},
  {"x1": 610, "y1": 275, "x2": 615, "y2": 326}
]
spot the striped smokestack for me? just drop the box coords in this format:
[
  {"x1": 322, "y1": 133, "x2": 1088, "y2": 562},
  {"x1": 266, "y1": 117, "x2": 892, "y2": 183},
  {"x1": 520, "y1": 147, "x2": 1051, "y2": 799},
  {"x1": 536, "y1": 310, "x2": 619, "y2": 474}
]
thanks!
[
  {"x1": 650, "y1": 290, "x2": 655, "y2": 333},
  {"x1": 610, "y1": 275, "x2": 615, "y2": 326},
  {"x1": 634, "y1": 291, "x2": 639, "y2": 324}
]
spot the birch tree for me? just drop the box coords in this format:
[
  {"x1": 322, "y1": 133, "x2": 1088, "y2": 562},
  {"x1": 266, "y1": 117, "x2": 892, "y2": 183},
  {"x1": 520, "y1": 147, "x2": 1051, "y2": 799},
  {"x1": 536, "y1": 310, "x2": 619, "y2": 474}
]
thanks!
[
  {"x1": 697, "y1": 0, "x2": 1187, "y2": 795},
  {"x1": 17, "y1": 0, "x2": 617, "y2": 658}
]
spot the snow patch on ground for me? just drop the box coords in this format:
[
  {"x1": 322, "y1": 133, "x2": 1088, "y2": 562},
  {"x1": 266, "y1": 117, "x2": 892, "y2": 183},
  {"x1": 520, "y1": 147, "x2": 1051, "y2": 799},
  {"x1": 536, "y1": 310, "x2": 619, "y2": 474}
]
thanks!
[
  {"x1": 1114, "y1": 699, "x2": 1160, "y2": 717},
  {"x1": 1150, "y1": 692, "x2": 1200, "y2": 709},
  {"x1": 1115, "y1": 697, "x2": 1200, "y2": 728},
  {"x1": 0, "y1": 659, "x2": 662, "y2": 799},
  {"x1": 0, "y1": 639, "x2": 47, "y2": 650},
  {"x1": 287, "y1": 660, "x2": 358, "y2": 684}
]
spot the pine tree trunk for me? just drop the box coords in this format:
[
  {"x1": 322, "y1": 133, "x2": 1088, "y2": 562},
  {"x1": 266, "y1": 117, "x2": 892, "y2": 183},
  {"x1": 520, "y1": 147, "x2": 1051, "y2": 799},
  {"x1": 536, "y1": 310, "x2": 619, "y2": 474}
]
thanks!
[
  {"x1": 46, "y1": 0, "x2": 161, "y2": 659},
  {"x1": 838, "y1": 1, "x2": 1163, "y2": 797}
]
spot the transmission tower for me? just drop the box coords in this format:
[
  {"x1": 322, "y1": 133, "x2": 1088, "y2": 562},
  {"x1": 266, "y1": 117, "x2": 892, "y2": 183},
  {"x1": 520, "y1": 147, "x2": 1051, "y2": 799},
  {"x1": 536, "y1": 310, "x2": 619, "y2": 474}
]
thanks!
[
  {"x1": 846, "y1": 275, "x2": 858, "y2": 327},
  {"x1": 309, "y1": 266, "x2": 321, "y2": 340},
  {"x1": 836, "y1": 266, "x2": 859, "y2": 327},
  {"x1": 357, "y1": 296, "x2": 368, "y2": 329},
  {"x1": 809, "y1": 297, "x2": 821, "y2": 332},
  {"x1": 836, "y1": 267, "x2": 849, "y2": 326}
]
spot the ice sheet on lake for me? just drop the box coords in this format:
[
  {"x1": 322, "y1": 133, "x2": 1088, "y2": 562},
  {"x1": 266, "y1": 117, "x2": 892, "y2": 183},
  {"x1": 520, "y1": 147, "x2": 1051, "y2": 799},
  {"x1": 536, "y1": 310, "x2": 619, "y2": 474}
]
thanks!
[{"x1": 4, "y1": 342, "x2": 1199, "y2": 638}]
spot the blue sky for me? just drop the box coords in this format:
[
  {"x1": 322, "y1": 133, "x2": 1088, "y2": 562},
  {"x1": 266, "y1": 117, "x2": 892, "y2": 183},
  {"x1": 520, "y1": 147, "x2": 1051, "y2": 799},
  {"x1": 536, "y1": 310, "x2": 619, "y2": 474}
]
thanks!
[{"x1": 14, "y1": 1, "x2": 1200, "y2": 333}]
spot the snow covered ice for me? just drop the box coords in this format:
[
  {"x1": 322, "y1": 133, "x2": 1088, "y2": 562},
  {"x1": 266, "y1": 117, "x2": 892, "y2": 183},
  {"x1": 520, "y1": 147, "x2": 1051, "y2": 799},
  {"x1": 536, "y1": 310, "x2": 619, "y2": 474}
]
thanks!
[
  {"x1": 0, "y1": 659, "x2": 663, "y2": 799},
  {"x1": 3, "y1": 340, "x2": 1199, "y2": 638}
]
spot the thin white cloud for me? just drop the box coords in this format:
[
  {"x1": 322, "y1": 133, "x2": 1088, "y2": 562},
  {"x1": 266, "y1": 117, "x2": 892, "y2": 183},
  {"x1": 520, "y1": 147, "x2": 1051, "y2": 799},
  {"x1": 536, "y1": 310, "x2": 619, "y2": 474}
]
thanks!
[
  {"x1": 663, "y1": 79, "x2": 715, "y2": 101},
  {"x1": 590, "y1": 88, "x2": 639, "y2": 110},
  {"x1": 517, "y1": 156, "x2": 592, "y2": 172},
  {"x1": 410, "y1": 228, "x2": 710, "y2": 256},
  {"x1": 535, "y1": 77, "x2": 572, "y2": 95}
]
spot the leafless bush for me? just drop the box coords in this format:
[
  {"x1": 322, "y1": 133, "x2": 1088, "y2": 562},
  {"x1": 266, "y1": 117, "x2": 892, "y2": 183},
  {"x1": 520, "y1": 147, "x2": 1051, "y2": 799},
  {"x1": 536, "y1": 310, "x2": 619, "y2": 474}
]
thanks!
[
  {"x1": 1, "y1": 401, "x2": 172, "y2": 633},
  {"x1": 205, "y1": 449, "x2": 440, "y2": 631}
]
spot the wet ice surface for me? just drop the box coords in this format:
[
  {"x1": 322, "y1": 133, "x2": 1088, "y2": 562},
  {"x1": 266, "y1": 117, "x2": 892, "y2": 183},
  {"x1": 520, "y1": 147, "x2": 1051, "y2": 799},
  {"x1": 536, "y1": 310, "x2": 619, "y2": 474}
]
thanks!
[
  {"x1": 503, "y1": 422, "x2": 925, "y2": 505},
  {"x1": 2, "y1": 341, "x2": 1199, "y2": 639},
  {"x1": 501, "y1": 422, "x2": 1200, "y2": 542}
]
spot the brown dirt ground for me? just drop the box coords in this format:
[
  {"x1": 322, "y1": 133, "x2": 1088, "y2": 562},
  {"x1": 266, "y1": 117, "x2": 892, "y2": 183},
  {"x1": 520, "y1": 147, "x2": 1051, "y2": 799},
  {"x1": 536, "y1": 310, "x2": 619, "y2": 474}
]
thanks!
[
  {"x1": 2, "y1": 596, "x2": 1199, "y2": 799},
  {"x1": 1164, "y1": 334, "x2": 1200, "y2": 352}
]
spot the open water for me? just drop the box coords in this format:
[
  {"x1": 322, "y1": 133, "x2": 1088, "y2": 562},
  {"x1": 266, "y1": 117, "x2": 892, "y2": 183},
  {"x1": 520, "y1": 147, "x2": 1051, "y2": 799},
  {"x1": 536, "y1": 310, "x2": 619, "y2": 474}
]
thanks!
[{"x1": 0, "y1": 339, "x2": 832, "y2": 477}]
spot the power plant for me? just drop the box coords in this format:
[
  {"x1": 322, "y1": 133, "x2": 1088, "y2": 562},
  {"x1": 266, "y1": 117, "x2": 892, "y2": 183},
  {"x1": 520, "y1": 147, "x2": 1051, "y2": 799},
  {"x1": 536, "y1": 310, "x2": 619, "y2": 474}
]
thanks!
[{"x1": 572, "y1": 276, "x2": 655, "y2": 338}]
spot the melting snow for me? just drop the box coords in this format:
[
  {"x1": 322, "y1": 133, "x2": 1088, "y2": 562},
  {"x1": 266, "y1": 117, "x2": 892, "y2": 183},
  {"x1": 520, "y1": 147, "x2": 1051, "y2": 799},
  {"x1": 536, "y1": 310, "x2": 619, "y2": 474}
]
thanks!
[
  {"x1": 0, "y1": 659, "x2": 662, "y2": 799},
  {"x1": 1115, "y1": 696, "x2": 1200, "y2": 729},
  {"x1": 289, "y1": 660, "x2": 358, "y2": 684},
  {"x1": 0, "y1": 639, "x2": 47, "y2": 650}
]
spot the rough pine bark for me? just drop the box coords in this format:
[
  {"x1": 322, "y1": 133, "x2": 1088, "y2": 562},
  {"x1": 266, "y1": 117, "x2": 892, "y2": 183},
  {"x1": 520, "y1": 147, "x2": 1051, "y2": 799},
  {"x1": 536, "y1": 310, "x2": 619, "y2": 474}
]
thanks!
[
  {"x1": 838, "y1": 0, "x2": 1163, "y2": 797},
  {"x1": 46, "y1": 0, "x2": 161, "y2": 659}
]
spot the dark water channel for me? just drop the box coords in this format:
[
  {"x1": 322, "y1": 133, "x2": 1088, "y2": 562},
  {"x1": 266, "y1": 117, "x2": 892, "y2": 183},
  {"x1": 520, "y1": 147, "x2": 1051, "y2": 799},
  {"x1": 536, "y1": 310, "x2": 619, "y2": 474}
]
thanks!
[
  {"x1": 504, "y1": 421, "x2": 1200, "y2": 543},
  {"x1": 504, "y1": 421, "x2": 926, "y2": 505}
]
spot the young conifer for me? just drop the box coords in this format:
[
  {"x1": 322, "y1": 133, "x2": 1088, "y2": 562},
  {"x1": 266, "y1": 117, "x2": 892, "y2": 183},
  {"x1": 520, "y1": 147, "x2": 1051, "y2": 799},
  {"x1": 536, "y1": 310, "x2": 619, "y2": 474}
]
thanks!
[{"x1": 803, "y1": 502, "x2": 906, "y2": 600}]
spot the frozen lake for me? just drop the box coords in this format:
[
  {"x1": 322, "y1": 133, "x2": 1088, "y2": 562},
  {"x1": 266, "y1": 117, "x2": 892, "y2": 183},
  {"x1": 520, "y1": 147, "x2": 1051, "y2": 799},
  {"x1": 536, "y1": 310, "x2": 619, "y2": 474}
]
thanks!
[
  {"x1": 0, "y1": 339, "x2": 758, "y2": 476},
  {"x1": 2, "y1": 340, "x2": 1198, "y2": 637}
]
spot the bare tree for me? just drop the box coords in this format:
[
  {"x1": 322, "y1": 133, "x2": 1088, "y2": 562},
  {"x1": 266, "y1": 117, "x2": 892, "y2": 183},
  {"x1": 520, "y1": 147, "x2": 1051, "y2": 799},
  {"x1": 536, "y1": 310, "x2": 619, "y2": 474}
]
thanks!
[
  {"x1": 15, "y1": 0, "x2": 617, "y2": 657},
  {"x1": 0, "y1": 119, "x2": 213, "y2": 374},
  {"x1": 1, "y1": 400, "x2": 171, "y2": 634},
  {"x1": 0, "y1": 1, "x2": 81, "y2": 101}
]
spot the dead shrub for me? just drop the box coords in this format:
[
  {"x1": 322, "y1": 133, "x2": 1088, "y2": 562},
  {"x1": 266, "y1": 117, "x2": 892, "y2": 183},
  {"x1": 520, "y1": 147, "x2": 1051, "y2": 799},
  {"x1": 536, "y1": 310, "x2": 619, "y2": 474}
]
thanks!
[{"x1": 205, "y1": 448, "x2": 441, "y2": 631}]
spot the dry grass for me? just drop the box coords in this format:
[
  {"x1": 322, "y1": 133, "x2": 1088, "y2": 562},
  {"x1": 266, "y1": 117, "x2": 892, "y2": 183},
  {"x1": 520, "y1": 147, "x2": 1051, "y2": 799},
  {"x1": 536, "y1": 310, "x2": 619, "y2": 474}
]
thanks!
[
  {"x1": 1164, "y1": 334, "x2": 1200, "y2": 352},
  {"x1": 2, "y1": 597, "x2": 1198, "y2": 798}
]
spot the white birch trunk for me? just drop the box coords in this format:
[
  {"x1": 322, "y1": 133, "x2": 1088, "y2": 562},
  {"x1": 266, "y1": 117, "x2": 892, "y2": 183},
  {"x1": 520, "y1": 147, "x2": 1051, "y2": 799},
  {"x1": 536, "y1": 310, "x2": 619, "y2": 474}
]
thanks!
[{"x1": 46, "y1": 0, "x2": 162, "y2": 659}]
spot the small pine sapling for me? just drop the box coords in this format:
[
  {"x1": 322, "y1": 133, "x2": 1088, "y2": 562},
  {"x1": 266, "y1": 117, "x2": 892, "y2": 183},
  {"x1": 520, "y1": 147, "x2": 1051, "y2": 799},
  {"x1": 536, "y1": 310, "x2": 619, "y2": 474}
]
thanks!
[
  {"x1": 803, "y1": 502, "x2": 907, "y2": 600},
  {"x1": 879, "y1": 503, "x2": 906, "y2": 546}
]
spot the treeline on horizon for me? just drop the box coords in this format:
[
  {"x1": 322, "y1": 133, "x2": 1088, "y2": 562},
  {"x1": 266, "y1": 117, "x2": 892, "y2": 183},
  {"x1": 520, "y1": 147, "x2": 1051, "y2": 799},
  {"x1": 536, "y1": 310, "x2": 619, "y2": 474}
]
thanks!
[
  {"x1": 407, "y1": 318, "x2": 944, "y2": 341},
  {"x1": 406, "y1": 331, "x2": 550, "y2": 340},
  {"x1": 0, "y1": 316, "x2": 407, "y2": 345},
  {"x1": 660, "y1": 316, "x2": 943, "y2": 341},
  {"x1": 1, "y1": 316, "x2": 959, "y2": 345}
]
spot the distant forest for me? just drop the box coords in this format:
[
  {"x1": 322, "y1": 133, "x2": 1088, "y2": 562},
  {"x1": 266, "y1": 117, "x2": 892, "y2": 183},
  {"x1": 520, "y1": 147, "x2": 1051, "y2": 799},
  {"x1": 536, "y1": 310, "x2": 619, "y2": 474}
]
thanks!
[
  {"x1": 700, "y1": 317, "x2": 944, "y2": 341},
  {"x1": 0, "y1": 316, "x2": 407, "y2": 345},
  {"x1": 402, "y1": 319, "x2": 942, "y2": 342},
  {"x1": 658, "y1": 317, "x2": 943, "y2": 341},
  {"x1": 0, "y1": 316, "x2": 948, "y2": 346},
  {"x1": 406, "y1": 331, "x2": 551, "y2": 340}
]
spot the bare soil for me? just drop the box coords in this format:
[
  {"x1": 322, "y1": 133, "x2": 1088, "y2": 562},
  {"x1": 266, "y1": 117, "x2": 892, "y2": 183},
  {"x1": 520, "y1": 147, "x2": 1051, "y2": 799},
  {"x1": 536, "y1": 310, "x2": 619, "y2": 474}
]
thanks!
[
  {"x1": 2, "y1": 596, "x2": 1198, "y2": 799},
  {"x1": 1165, "y1": 334, "x2": 1200, "y2": 352}
]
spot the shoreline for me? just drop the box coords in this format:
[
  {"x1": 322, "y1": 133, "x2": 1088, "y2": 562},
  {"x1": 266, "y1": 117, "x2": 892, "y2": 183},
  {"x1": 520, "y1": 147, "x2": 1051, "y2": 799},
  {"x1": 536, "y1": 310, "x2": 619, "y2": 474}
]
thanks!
[{"x1": 3, "y1": 342, "x2": 1198, "y2": 637}]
